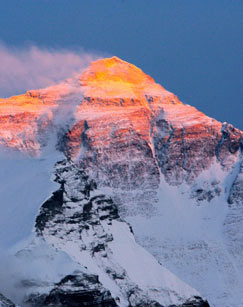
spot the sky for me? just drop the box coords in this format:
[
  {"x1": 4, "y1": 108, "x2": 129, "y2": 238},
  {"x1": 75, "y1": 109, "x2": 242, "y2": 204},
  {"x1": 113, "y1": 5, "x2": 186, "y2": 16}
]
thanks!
[{"x1": 0, "y1": 0, "x2": 242, "y2": 130}]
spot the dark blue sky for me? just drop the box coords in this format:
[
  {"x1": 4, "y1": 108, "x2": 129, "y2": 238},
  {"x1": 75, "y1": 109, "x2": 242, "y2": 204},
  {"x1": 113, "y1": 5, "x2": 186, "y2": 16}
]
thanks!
[{"x1": 0, "y1": 0, "x2": 242, "y2": 129}]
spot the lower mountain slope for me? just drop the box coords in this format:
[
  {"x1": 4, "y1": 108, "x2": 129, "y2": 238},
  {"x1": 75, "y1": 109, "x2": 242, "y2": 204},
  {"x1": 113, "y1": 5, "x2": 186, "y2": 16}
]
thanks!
[
  {"x1": 0, "y1": 156, "x2": 208, "y2": 307},
  {"x1": 0, "y1": 293, "x2": 18, "y2": 307}
]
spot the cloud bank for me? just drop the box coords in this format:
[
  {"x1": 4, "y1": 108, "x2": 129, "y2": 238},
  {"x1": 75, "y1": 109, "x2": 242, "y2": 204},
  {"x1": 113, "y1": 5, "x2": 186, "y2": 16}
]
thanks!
[{"x1": 0, "y1": 44, "x2": 101, "y2": 98}]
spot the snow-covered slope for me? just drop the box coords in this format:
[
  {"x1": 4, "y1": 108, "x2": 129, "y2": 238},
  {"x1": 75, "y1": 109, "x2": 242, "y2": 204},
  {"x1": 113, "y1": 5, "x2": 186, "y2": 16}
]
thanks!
[
  {"x1": 0, "y1": 56, "x2": 242, "y2": 306},
  {"x1": 125, "y1": 162, "x2": 243, "y2": 307},
  {"x1": 0, "y1": 155, "x2": 206, "y2": 306},
  {"x1": 35, "y1": 159, "x2": 202, "y2": 306}
]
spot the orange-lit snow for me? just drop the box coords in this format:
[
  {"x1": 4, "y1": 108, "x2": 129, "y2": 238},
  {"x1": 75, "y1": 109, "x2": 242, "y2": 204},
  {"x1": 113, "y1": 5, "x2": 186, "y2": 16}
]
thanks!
[{"x1": 0, "y1": 56, "x2": 242, "y2": 158}]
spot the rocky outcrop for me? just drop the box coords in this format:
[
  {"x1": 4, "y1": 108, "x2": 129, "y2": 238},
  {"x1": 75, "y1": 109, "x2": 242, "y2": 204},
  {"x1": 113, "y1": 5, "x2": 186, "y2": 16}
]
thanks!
[
  {"x1": 0, "y1": 293, "x2": 17, "y2": 307},
  {"x1": 228, "y1": 159, "x2": 243, "y2": 205},
  {"x1": 0, "y1": 81, "x2": 82, "y2": 155},
  {"x1": 169, "y1": 296, "x2": 210, "y2": 307},
  {"x1": 26, "y1": 272, "x2": 118, "y2": 307},
  {"x1": 153, "y1": 120, "x2": 242, "y2": 186},
  {"x1": 0, "y1": 89, "x2": 56, "y2": 155},
  {"x1": 34, "y1": 159, "x2": 204, "y2": 307},
  {"x1": 133, "y1": 295, "x2": 210, "y2": 307}
]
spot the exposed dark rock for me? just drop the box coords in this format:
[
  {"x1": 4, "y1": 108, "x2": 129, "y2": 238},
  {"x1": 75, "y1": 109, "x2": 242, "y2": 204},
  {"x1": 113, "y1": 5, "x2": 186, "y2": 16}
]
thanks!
[
  {"x1": 25, "y1": 273, "x2": 118, "y2": 307},
  {"x1": 153, "y1": 119, "x2": 243, "y2": 186},
  {"x1": 35, "y1": 160, "x2": 102, "y2": 236},
  {"x1": 35, "y1": 187, "x2": 64, "y2": 233},
  {"x1": 34, "y1": 159, "x2": 210, "y2": 307},
  {"x1": 228, "y1": 160, "x2": 243, "y2": 205},
  {"x1": 169, "y1": 296, "x2": 210, "y2": 307},
  {"x1": 134, "y1": 301, "x2": 163, "y2": 307},
  {"x1": 0, "y1": 293, "x2": 17, "y2": 307}
]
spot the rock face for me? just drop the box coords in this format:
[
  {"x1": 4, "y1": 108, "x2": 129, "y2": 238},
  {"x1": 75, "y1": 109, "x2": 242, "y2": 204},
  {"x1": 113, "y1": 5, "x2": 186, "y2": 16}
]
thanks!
[
  {"x1": 228, "y1": 160, "x2": 243, "y2": 205},
  {"x1": 33, "y1": 159, "x2": 204, "y2": 307},
  {"x1": 0, "y1": 81, "x2": 82, "y2": 155},
  {"x1": 26, "y1": 272, "x2": 118, "y2": 307},
  {"x1": 68, "y1": 57, "x2": 242, "y2": 185},
  {"x1": 0, "y1": 57, "x2": 242, "y2": 306},
  {"x1": 169, "y1": 296, "x2": 210, "y2": 307},
  {"x1": 0, "y1": 88, "x2": 56, "y2": 155},
  {"x1": 0, "y1": 293, "x2": 17, "y2": 307}
]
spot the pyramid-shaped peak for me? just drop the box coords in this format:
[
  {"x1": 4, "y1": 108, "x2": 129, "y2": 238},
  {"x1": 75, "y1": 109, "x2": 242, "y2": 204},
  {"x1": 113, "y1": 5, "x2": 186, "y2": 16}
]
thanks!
[
  {"x1": 80, "y1": 56, "x2": 155, "y2": 85},
  {"x1": 80, "y1": 57, "x2": 166, "y2": 98}
]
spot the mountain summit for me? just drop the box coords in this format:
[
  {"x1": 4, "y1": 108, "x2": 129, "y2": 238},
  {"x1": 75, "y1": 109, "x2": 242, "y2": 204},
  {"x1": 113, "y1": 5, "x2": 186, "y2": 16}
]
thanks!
[
  {"x1": 0, "y1": 57, "x2": 242, "y2": 307},
  {"x1": 80, "y1": 56, "x2": 168, "y2": 98}
]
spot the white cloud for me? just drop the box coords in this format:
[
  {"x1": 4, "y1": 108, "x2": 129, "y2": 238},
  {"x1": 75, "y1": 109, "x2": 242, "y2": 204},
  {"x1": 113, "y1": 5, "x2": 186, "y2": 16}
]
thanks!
[{"x1": 0, "y1": 43, "x2": 101, "y2": 98}]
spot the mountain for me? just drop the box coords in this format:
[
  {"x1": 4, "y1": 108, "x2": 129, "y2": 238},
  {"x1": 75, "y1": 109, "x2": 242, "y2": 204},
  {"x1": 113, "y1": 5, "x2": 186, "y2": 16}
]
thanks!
[
  {"x1": 0, "y1": 57, "x2": 242, "y2": 307},
  {"x1": 0, "y1": 293, "x2": 18, "y2": 307}
]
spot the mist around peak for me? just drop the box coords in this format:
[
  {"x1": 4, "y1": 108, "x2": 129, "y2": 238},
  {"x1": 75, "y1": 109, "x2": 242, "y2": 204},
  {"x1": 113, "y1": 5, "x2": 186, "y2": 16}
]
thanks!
[{"x1": 0, "y1": 42, "x2": 103, "y2": 98}]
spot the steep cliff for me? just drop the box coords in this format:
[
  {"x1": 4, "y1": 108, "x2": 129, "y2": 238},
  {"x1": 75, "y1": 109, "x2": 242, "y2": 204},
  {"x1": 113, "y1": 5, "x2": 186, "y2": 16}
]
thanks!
[{"x1": 0, "y1": 57, "x2": 242, "y2": 306}]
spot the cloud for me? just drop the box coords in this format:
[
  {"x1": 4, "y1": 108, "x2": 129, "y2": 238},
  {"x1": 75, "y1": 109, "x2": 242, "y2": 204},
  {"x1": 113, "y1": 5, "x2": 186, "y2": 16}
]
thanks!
[
  {"x1": 0, "y1": 238, "x2": 83, "y2": 306},
  {"x1": 0, "y1": 43, "x2": 102, "y2": 98}
]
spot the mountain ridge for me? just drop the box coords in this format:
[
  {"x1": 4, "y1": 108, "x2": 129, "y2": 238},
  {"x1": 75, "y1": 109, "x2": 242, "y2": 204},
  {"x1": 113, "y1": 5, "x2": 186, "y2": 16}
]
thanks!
[{"x1": 0, "y1": 57, "x2": 242, "y2": 307}]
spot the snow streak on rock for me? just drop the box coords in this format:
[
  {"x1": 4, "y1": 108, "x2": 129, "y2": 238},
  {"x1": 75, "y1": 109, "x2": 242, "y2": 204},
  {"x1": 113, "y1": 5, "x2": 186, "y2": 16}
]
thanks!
[
  {"x1": 0, "y1": 293, "x2": 17, "y2": 307},
  {"x1": 35, "y1": 159, "x2": 204, "y2": 307},
  {"x1": 0, "y1": 56, "x2": 242, "y2": 306}
]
